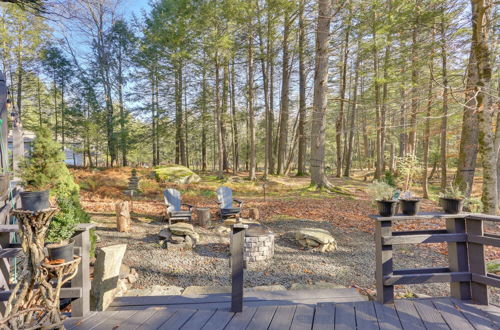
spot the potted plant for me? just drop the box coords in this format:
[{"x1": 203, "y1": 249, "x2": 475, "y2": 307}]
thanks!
[
  {"x1": 368, "y1": 181, "x2": 398, "y2": 217},
  {"x1": 45, "y1": 197, "x2": 77, "y2": 262},
  {"x1": 439, "y1": 184, "x2": 465, "y2": 214},
  {"x1": 396, "y1": 155, "x2": 421, "y2": 216},
  {"x1": 399, "y1": 191, "x2": 420, "y2": 216},
  {"x1": 19, "y1": 186, "x2": 50, "y2": 212}
]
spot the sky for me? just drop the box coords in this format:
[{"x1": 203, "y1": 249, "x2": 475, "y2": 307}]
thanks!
[{"x1": 121, "y1": 0, "x2": 151, "y2": 20}]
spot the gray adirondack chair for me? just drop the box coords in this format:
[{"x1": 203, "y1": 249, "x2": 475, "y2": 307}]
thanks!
[
  {"x1": 163, "y1": 189, "x2": 193, "y2": 225},
  {"x1": 216, "y1": 186, "x2": 243, "y2": 220}
]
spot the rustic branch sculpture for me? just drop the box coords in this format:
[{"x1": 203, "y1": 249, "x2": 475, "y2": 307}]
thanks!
[{"x1": 0, "y1": 208, "x2": 80, "y2": 330}]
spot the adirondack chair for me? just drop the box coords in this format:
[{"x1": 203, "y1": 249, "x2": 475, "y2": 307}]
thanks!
[
  {"x1": 216, "y1": 186, "x2": 243, "y2": 220},
  {"x1": 163, "y1": 189, "x2": 193, "y2": 225}
]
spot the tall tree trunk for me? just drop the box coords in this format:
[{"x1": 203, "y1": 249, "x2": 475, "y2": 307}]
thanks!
[
  {"x1": 408, "y1": 13, "x2": 420, "y2": 156},
  {"x1": 201, "y1": 64, "x2": 208, "y2": 172},
  {"x1": 118, "y1": 46, "x2": 127, "y2": 166},
  {"x1": 344, "y1": 45, "x2": 360, "y2": 177},
  {"x1": 215, "y1": 56, "x2": 224, "y2": 179},
  {"x1": 440, "y1": 12, "x2": 449, "y2": 191},
  {"x1": 310, "y1": 0, "x2": 333, "y2": 189},
  {"x1": 230, "y1": 59, "x2": 239, "y2": 173},
  {"x1": 471, "y1": 0, "x2": 495, "y2": 213},
  {"x1": 336, "y1": 18, "x2": 350, "y2": 177},
  {"x1": 422, "y1": 27, "x2": 435, "y2": 199},
  {"x1": 248, "y1": 31, "x2": 256, "y2": 180},
  {"x1": 176, "y1": 63, "x2": 187, "y2": 166},
  {"x1": 454, "y1": 51, "x2": 479, "y2": 197},
  {"x1": 371, "y1": 9, "x2": 382, "y2": 179},
  {"x1": 277, "y1": 12, "x2": 291, "y2": 175},
  {"x1": 297, "y1": 0, "x2": 307, "y2": 176},
  {"x1": 221, "y1": 63, "x2": 229, "y2": 171}
]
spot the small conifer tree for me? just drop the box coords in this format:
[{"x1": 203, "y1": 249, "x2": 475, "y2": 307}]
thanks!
[{"x1": 20, "y1": 127, "x2": 90, "y2": 242}]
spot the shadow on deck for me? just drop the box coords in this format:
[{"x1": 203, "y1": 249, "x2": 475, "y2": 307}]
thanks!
[{"x1": 64, "y1": 289, "x2": 500, "y2": 329}]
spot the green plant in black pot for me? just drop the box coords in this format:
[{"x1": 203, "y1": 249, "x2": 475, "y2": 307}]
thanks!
[
  {"x1": 45, "y1": 196, "x2": 77, "y2": 262},
  {"x1": 367, "y1": 181, "x2": 398, "y2": 217},
  {"x1": 439, "y1": 184, "x2": 465, "y2": 214},
  {"x1": 399, "y1": 190, "x2": 421, "y2": 216}
]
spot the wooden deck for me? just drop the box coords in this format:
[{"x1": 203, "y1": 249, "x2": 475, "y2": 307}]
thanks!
[{"x1": 64, "y1": 290, "x2": 500, "y2": 329}]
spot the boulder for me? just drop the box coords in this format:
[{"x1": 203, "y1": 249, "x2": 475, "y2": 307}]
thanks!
[
  {"x1": 295, "y1": 228, "x2": 337, "y2": 252},
  {"x1": 90, "y1": 244, "x2": 127, "y2": 311},
  {"x1": 158, "y1": 227, "x2": 172, "y2": 240},
  {"x1": 216, "y1": 226, "x2": 231, "y2": 235},
  {"x1": 153, "y1": 164, "x2": 201, "y2": 184},
  {"x1": 169, "y1": 222, "x2": 199, "y2": 244}
]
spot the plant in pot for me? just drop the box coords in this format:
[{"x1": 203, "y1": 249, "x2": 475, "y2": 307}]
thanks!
[
  {"x1": 45, "y1": 197, "x2": 77, "y2": 263},
  {"x1": 439, "y1": 184, "x2": 465, "y2": 214},
  {"x1": 367, "y1": 181, "x2": 398, "y2": 217},
  {"x1": 396, "y1": 155, "x2": 422, "y2": 216}
]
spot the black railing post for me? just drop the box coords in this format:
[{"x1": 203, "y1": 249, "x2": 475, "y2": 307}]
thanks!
[
  {"x1": 447, "y1": 217, "x2": 471, "y2": 300},
  {"x1": 466, "y1": 218, "x2": 488, "y2": 304},
  {"x1": 231, "y1": 223, "x2": 247, "y2": 313},
  {"x1": 375, "y1": 219, "x2": 393, "y2": 304}
]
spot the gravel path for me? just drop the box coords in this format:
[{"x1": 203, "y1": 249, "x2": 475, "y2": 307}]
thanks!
[{"x1": 92, "y1": 213, "x2": 500, "y2": 303}]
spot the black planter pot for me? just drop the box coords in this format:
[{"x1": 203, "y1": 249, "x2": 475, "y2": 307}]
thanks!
[
  {"x1": 440, "y1": 197, "x2": 464, "y2": 214},
  {"x1": 377, "y1": 200, "x2": 398, "y2": 217},
  {"x1": 0, "y1": 173, "x2": 10, "y2": 196},
  {"x1": 400, "y1": 199, "x2": 421, "y2": 216},
  {"x1": 47, "y1": 239, "x2": 74, "y2": 262},
  {"x1": 20, "y1": 190, "x2": 50, "y2": 212}
]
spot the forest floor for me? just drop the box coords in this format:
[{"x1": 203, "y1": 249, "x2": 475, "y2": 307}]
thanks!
[{"x1": 71, "y1": 167, "x2": 500, "y2": 303}]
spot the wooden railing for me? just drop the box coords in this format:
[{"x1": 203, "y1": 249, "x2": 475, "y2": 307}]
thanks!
[
  {"x1": 0, "y1": 188, "x2": 94, "y2": 317},
  {"x1": 372, "y1": 212, "x2": 500, "y2": 305}
]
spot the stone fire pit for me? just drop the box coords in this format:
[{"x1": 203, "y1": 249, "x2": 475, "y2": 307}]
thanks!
[{"x1": 243, "y1": 224, "x2": 274, "y2": 265}]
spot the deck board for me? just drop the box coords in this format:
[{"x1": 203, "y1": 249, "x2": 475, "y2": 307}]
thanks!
[
  {"x1": 136, "y1": 308, "x2": 176, "y2": 329},
  {"x1": 313, "y1": 303, "x2": 335, "y2": 330},
  {"x1": 412, "y1": 299, "x2": 449, "y2": 329},
  {"x1": 200, "y1": 309, "x2": 234, "y2": 330},
  {"x1": 224, "y1": 306, "x2": 257, "y2": 330},
  {"x1": 157, "y1": 308, "x2": 196, "y2": 329},
  {"x1": 290, "y1": 305, "x2": 315, "y2": 330},
  {"x1": 373, "y1": 302, "x2": 402, "y2": 330},
  {"x1": 335, "y1": 302, "x2": 356, "y2": 330},
  {"x1": 354, "y1": 301, "x2": 378, "y2": 330},
  {"x1": 394, "y1": 300, "x2": 426, "y2": 330},
  {"x1": 64, "y1": 292, "x2": 500, "y2": 330},
  {"x1": 268, "y1": 305, "x2": 297, "y2": 330},
  {"x1": 432, "y1": 298, "x2": 475, "y2": 330}
]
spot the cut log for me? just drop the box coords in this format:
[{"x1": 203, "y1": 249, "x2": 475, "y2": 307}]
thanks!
[
  {"x1": 248, "y1": 208, "x2": 260, "y2": 220},
  {"x1": 196, "y1": 208, "x2": 211, "y2": 228},
  {"x1": 116, "y1": 201, "x2": 130, "y2": 232}
]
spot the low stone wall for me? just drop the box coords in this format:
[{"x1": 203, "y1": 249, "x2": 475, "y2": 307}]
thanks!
[{"x1": 244, "y1": 226, "x2": 274, "y2": 264}]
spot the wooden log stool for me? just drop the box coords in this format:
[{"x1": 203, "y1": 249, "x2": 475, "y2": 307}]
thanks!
[
  {"x1": 248, "y1": 208, "x2": 260, "y2": 221},
  {"x1": 196, "y1": 208, "x2": 211, "y2": 228},
  {"x1": 115, "y1": 201, "x2": 131, "y2": 232}
]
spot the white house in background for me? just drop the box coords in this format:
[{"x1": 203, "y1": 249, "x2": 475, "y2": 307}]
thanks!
[{"x1": 8, "y1": 130, "x2": 85, "y2": 167}]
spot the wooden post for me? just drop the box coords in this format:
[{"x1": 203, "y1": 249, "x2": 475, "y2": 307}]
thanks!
[
  {"x1": 196, "y1": 208, "x2": 211, "y2": 228},
  {"x1": 466, "y1": 218, "x2": 488, "y2": 304},
  {"x1": 447, "y1": 218, "x2": 471, "y2": 300},
  {"x1": 71, "y1": 224, "x2": 94, "y2": 317},
  {"x1": 0, "y1": 231, "x2": 10, "y2": 315},
  {"x1": 248, "y1": 208, "x2": 259, "y2": 221},
  {"x1": 115, "y1": 201, "x2": 130, "y2": 232},
  {"x1": 231, "y1": 223, "x2": 247, "y2": 313},
  {"x1": 375, "y1": 219, "x2": 393, "y2": 304},
  {"x1": 0, "y1": 72, "x2": 8, "y2": 173}
]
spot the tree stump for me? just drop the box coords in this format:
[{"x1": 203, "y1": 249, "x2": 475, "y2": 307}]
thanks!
[
  {"x1": 116, "y1": 201, "x2": 130, "y2": 232},
  {"x1": 196, "y1": 208, "x2": 211, "y2": 228},
  {"x1": 248, "y1": 208, "x2": 260, "y2": 221}
]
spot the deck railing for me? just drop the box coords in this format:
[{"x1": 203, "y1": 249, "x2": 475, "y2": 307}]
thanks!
[
  {"x1": 372, "y1": 212, "x2": 500, "y2": 305},
  {"x1": 0, "y1": 188, "x2": 94, "y2": 317}
]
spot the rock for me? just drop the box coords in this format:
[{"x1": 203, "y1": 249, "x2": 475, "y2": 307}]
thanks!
[
  {"x1": 295, "y1": 228, "x2": 337, "y2": 252},
  {"x1": 158, "y1": 227, "x2": 172, "y2": 240},
  {"x1": 182, "y1": 286, "x2": 231, "y2": 296},
  {"x1": 153, "y1": 164, "x2": 201, "y2": 184},
  {"x1": 170, "y1": 235, "x2": 185, "y2": 244},
  {"x1": 216, "y1": 226, "x2": 231, "y2": 235},
  {"x1": 290, "y1": 282, "x2": 344, "y2": 291},
  {"x1": 119, "y1": 264, "x2": 131, "y2": 279},
  {"x1": 125, "y1": 285, "x2": 184, "y2": 297},
  {"x1": 115, "y1": 279, "x2": 129, "y2": 297},
  {"x1": 248, "y1": 208, "x2": 260, "y2": 220},
  {"x1": 223, "y1": 218, "x2": 260, "y2": 227},
  {"x1": 169, "y1": 222, "x2": 194, "y2": 234},
  {"x1": 90, "y1": 244, "x2": 127, "y2": 311},
  {"x1": 245, "y1": 285, "x2": 287, "y2": 292}
]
